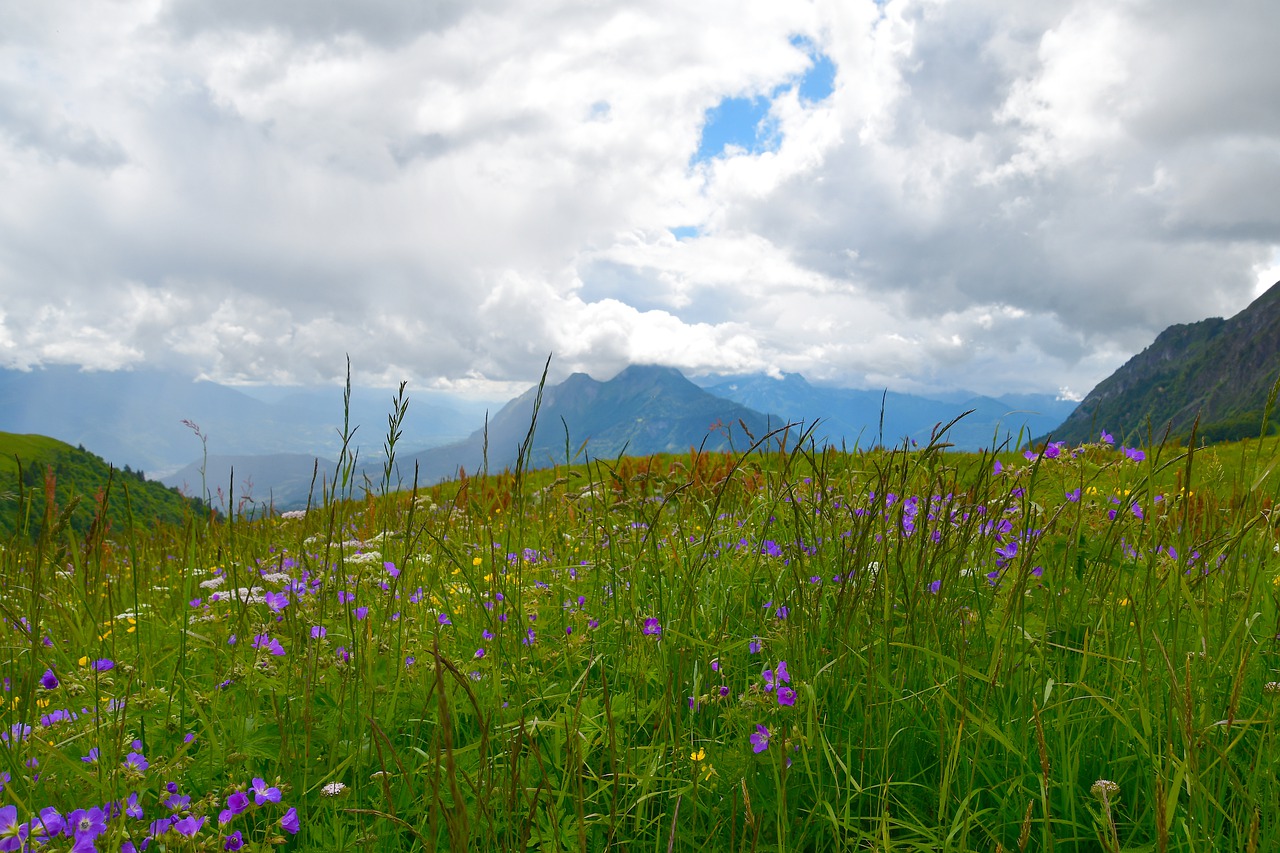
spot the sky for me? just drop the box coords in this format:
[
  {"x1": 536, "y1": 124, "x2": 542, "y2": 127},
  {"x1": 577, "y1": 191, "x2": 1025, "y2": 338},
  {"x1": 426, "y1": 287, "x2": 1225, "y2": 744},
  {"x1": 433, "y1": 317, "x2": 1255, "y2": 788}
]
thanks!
[{"x1": 2, "y1": 0, "x2": 1279, "y2": 401}]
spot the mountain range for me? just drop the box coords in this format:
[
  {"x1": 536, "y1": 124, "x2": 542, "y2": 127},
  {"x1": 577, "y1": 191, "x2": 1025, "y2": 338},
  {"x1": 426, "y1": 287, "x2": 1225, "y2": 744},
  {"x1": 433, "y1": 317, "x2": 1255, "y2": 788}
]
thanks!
[
  {"x1": 1051, "y1": 281, "x2": 1280, "y2": 445},
  {"x1": 0, "y1": 361, "x2": 1078, "y2": 510}
]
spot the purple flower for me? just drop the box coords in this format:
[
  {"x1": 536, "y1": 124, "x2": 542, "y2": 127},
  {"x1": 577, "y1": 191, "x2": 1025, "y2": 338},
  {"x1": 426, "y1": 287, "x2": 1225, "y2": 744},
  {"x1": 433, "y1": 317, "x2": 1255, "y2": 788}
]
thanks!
[
  {"x1": 173, "y1": 814, "x2": 205, "y2": 837},
  {"x1": 749, "y1": 637, "x2": 762, "y2": 654},
  {"x1": 124, "y1": 751, "x2": 149, "y2": 773},
  {"x1": 777, "y1": 686, "x2": 796, "y2": 706},
  {"x1": 40, "y1": 669, "x2": 58, "y2": 690},
  {"x1": 523, "y1": 628, "x2": 536, "y2": 646},
  {"x1": 1100, "y1": 430, "x2": 1114, "y2": 445},
  {"x1": 776, "y1": 660, "x2": 791, "y2": 683},
  {"x1": 354, "y1": 606, "x2": 369, "y2": 621},
  {"x1": 311, "y1": 625, "x2": 326, "y2": 640},
  {"x1": 91, "y1": 659, "x2": 114, "y2": 672},
  {"x1": 1122, "y1": 446, "x2": 1145, "y2": 462},
  {"x1": 67, "y1": 806, "x2": 108, "y2": 845},
  {"x1": 125, "y1": 793, "x2": 143, "y2": 819},
  {"x1": 81, "y1": 747, "x2": 99, "y2": 763},
  {"x1": 750, "y1": 724, "x2": 770, "y2": 753},
  {"x1": 437, "y1": 613, "x2": 452, "y2": 626},
  {"x1": 0, "y1": 805, "x2": 26, "y2": 852},
  {"x1": 384, "y1": 561, "x2": 400, "y2": 578},
  {"x1": 224, "y1": 830, "x2": 244, "y2": 851},
  {"x1": 338, "y1": 590, "x2": 355, "y2": 604},
  {"x1": 642, "y1": 617, "x2": 662, "y2": 637},
  {"x1": 252, "y1": 634, "x2": 285, "y2": 656},
  {"x1": 281, "y1": 807, "x2": 300, "y2": 835},
  {"x1": 219, "y1": 791, "x2": 249, "y2": 824},
  {"x1": 927, "y1": 579, "x2": 941, "y2": 594},
  {"x1": 264, "y1": 591, "x2": 289, "y2": 612},
  {"x1": 774, "y1": 605, "x2": 789, "y2": 620},
  {"x1": 252, "y1": 777, "x2": 281, "y2": 805}
]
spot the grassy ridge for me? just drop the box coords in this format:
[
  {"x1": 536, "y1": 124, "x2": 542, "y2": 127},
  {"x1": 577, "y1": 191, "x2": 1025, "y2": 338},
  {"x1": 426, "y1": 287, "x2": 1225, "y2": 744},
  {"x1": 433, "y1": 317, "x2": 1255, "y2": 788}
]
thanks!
[
  {"x1": 0, "y1": 431, "x2": 1278, "y2": 851},
  {"x1": 0, "y1": 432, "x2": 209, "y2": 539}
]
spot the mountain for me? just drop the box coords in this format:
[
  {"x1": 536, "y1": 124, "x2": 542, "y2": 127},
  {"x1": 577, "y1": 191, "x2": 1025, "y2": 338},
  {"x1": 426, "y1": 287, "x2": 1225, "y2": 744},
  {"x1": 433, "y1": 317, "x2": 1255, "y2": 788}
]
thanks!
[
  {"x1": 705, "y1": 373, "x2": 1075, "y2": 451},
  {"x1": 160, "y1": 453, "x2": 336, "y2": 512},
  {"x1": 0, "y1": 366, "x2": 486, "y2": 478},
  {"x1": 0, "y1": 432, "x2": 208, "y2": 538},
  {"x1": 403, "y1": 364, "x2": 781, "y2": 482},
  {"x1": 1051, "y1": 281, "x2": 1280, "y2": 445}
]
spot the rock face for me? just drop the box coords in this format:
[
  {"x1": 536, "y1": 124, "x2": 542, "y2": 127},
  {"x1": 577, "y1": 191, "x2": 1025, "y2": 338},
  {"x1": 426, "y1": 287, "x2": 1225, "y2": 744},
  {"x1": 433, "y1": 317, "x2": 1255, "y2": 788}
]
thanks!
[{"x1": 1052, "y1": 281, "x2": 1280, "y2": 445}]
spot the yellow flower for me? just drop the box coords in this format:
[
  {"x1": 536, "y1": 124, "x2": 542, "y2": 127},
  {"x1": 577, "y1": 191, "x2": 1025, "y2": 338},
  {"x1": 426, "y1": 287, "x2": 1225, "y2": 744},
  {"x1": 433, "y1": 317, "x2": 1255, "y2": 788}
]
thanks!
[
  {"x1": 78, "y1": 655, "x2": 90, "y2": 667},
  {"x1": 472, "y1": 557, "x2": 483, "y2": 567},
  {"x1": 691, "y1": 747, "x2": 705, "y2": 762}
]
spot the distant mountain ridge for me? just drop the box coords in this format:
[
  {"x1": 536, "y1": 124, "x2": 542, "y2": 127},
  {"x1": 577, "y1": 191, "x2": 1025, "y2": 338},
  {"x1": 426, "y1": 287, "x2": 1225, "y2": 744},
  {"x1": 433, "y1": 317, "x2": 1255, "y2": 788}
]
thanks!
[
  {"x1": 0, "y1": 366, "x2": 487, "y2": 478},
  {"x1": 402, "y1": 364, "x2": 780, "y2": 483},
  {"x1": 704, "y1": 373, "x2": 1075, "y2": 451},
  {"x1": 1051, "y1": 281, "x2": 1280, "y2": 445}
]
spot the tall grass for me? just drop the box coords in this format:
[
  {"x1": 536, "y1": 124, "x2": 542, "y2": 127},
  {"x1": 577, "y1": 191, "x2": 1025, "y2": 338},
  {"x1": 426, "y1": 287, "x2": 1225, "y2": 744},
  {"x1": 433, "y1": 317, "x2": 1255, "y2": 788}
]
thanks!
[{"x1": 1, "y1": 423, "x2": 1278, "y2": 851}]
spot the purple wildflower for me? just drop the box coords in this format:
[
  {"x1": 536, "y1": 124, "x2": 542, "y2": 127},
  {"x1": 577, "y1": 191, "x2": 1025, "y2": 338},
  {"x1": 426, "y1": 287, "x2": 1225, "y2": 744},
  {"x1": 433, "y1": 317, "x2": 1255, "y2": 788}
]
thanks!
[
  {"x1": 751, "y1": 724, "x2": 770, "y2": 753},
  {"x1": 777, "y1": 686, "x2": 796, "y2": 707},
  {"x1": 281, "y1": 808, "x2": 300, "y2": 835},
  {"x1": 40, "y1": 669, "x2": 58, "y2": 690},
  {"x1": 173, "y1": 815, "x2": 205, "y2": 837},
  {"x1": 642, "y1": 617, "x2": 662, "y2": 637},
  {"x1": 252, "y1": 777, "x2": 281, "y2": 805}
]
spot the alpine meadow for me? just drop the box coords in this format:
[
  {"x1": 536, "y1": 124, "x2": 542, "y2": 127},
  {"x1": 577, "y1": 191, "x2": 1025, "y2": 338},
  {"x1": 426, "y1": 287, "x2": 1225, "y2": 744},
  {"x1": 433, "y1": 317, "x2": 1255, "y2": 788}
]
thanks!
[{"x1": 3, "y1": 388, "x2": 1280, "y2": 852}]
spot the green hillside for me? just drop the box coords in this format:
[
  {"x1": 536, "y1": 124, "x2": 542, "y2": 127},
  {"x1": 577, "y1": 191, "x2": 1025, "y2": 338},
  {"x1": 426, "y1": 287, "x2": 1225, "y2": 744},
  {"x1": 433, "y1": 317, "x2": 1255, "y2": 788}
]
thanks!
[{"x1": 0, "y1": 432, "x2": 209, "y2": 539}]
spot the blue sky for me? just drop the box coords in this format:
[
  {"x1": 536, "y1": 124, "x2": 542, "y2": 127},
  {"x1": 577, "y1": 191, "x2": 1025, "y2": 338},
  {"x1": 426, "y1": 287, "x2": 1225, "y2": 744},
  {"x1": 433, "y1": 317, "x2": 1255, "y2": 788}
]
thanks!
[{"x1": 1, "y1": 0, "x2": 1278, "y2": 400}]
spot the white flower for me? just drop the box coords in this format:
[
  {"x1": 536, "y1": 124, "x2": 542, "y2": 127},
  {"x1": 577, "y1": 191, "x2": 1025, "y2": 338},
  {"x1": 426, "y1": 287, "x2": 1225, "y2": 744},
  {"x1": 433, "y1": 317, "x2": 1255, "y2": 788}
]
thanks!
[
  {"x1": 199, "y1": 577, "x2": 225, "y2": 590},
  {"x1": 321, "y1": 781, "x2": 347, "y2": 797},
  {"x1": 280, "y1": 510, "x2": 307, "y2": 520}
]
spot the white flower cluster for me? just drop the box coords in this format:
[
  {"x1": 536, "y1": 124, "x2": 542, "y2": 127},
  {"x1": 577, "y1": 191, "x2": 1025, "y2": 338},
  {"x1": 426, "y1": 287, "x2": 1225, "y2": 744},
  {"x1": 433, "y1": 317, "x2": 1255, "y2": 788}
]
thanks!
[
  {"x1": 346, "y1": 551, "x2": 383, "y2": 566},
  {"x1": 279, "y1": 510, "x2": 308, "y2": 520},
  {"x1": 199, "y1": 577, "x2": 226, "y2": 590}
]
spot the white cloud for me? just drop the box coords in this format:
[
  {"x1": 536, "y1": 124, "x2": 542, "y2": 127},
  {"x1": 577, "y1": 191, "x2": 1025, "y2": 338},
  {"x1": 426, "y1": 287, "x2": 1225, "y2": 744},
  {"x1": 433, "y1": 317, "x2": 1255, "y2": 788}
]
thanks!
[{"x1": 1, "y1": 0, "x2": 1277, "y2": 399}]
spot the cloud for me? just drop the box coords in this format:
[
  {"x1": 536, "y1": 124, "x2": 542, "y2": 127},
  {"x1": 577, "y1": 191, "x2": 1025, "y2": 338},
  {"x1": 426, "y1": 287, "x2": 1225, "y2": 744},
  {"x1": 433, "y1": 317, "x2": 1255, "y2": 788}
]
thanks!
[{"x1": 0, "y1": 0, "x2": 1277, "y2": 399}]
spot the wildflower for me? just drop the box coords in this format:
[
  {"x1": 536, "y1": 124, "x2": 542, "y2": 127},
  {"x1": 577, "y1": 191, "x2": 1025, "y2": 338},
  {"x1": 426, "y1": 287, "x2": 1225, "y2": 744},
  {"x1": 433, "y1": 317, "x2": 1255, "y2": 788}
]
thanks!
[
  {"x1": 0, "y1": 805, "x2": 26, "y2": 852},
  {"x1": 642, "y1": 617, "x2": 662, "y2": 637},
  {"x1": 777, "y1": 686, "x2": 796, "y2": 706},
  {"x1": 474, "y1": 648, "x2": 486, "y2": 659},
  {"x1": 1100, "y1": 430, "x2": 1114, "y2": 445},
  {"x1": 40, "y1": 669, "x2": 58, "y2": 690},
  {"x1": 927, "y1": 579, "x2": 941, "y2": 594},
  {"x1": 219, "y1": 790, "x2": 249, "y2": 824},
  {"x1": 124, "y1": 751, "x2": 149, "y2": 773},
  {"x1": 224, "y1": 830, "x2": 244, "y2": 851},
  {"x1": 281, "y1": 808, "x2": 300, "y2": 834},
  {"x1": 174, "y1": 815, "x2": 205, "y2": 837},
  {"x1": 774, "y1": 605, "x2": 789, "y2": 620},
  {"x1": 92, "y1": 659, "x2": 114, "y2": 672},
  {"x1": 437, "y1": 613, "x2": 452, "y2": 626},
  {"x1": 252, "y1": 777, "x2": 281, "y2": 805},
  {"x1": 311, "y1": 625, "x2": 326, "y2": 640},
  {"x1": 251, "y1": 634, "x2": 285, "y2": 656},
  {"x1": 354, "y1": 606, "x2": 369, "y2": 621},
  {"x1": 1264, "y1": 681, "x2": 1280, "y2": 696},
  {"x1": 749, "y1": 637, "x2": 762, "y2": 654},
  {"x1": 750, "y1": 724, "x2": 770, "y2": 753},
  {"x1": 81, "y1": 747, "x2": 99, "y2": 763},
  {"x1": 125, "y1": 792, "x2": 143, "y2": 819},
  {"x1": 66, "y1": 806, "x2": 109, "y2": 845},
  {"x1": 1090, "y1": 779, "x2": 1120, "y2": 800},
  {"x1": 691, "y1": 747, "x2": 705, "y2": 762},
  {"x1": 523, "y1": 628, "x2": 536, "y2": 645},
  {"x1": 1066, "y1": 488, "x2": 1081, "y2": 503},
  {"x1": 321, "y1": 781, "x2": 347, "y2": 797}
]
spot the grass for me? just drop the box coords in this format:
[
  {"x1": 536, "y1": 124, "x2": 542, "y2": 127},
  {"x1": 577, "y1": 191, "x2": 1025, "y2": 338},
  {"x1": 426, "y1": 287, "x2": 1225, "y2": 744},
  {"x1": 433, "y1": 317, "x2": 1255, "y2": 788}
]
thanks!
[{"x1": 1, "y1": 419, "x2": 1279, "y2": 851}]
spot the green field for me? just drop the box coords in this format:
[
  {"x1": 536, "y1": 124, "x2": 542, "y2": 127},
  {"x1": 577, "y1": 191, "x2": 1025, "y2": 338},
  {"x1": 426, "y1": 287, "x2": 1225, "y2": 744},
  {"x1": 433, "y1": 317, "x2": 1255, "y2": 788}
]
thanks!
[{"x1": 1, "y1": 428, "x2": 1279, "y2": 851}]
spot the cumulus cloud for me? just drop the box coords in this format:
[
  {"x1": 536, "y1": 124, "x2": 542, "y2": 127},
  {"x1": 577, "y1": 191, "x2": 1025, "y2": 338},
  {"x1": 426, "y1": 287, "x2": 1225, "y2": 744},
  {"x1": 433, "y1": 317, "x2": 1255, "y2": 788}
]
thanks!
[{"x1": 0, "y1": 0, "x2": 1276, "y2": 398}]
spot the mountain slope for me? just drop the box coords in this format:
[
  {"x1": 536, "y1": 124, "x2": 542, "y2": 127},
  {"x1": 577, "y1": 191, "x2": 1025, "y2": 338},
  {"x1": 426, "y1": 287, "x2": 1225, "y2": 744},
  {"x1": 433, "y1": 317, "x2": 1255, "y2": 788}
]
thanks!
[
  {"x1": 404, "y1": 365, "x2": 780, "y2": 482},
  {"x1": 0, "y1": 433, "x2": 208, "y2": 538},
  {"x1": 1052, "y1": 281, "x2": 1280, "y2": 445}
]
